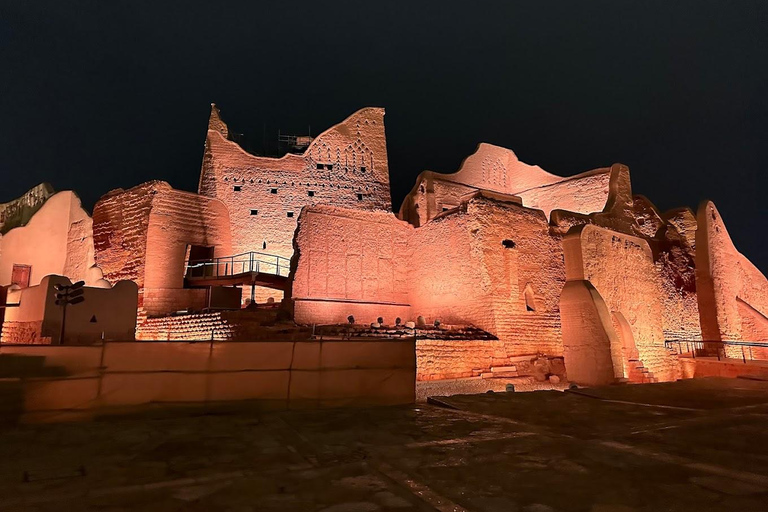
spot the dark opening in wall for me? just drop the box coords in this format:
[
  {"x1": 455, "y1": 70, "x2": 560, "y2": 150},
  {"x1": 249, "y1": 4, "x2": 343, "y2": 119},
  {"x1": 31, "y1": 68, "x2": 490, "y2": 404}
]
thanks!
[
  {"x1": 524, "y1": 283, "x2": 537, "y2": 312},
  {"x1": 233, "y1": 186, "x2": 242, "y2": 192},
  {"x1": 442, "y1": 207, "x2": 449, "y2": 212},
  {"x1": 308, "y1": 190, "x2": 315, "y2": 197},
  {"x1": 287, "y1": 211, "x2": 294, "y2": 218},
  {"x1": 360, "y1": 166, "x2": 366, "y2": 172},
  {"x1": 326, "y1": 164, "x2": 333, "y2": 170},
  {"x1": 263, "y1": 241, "x2": 267, "y2": 250},
  {"x1": 502, "y1": 239, "x2": 516, "y2": 249},
  {"x1": 357, "y1": 193, "x2": 363, "y2": 201},
  {"x1": 270, "y1": 188, "x2": 278, "y2": 194},
  {"x1": 316, "y1": 163, "x2": 323, "y2": 170},
  {"x1": 250, "y1": 209, "x2": 258, "y2": 216}
]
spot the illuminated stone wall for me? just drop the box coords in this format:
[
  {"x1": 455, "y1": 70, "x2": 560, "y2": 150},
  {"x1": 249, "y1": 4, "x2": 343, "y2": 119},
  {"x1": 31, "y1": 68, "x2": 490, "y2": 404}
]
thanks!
[
  {"x1": 399, "y1": 143, "x2": 612, "y2": 226},
  {"x1": 2, "y1": 275, "x2": 138, "y2": 345},
  {"x1": 198, "y1": 105, "x2": 392, "y2": 264},
  {"x1": 0, "y1": 191, "x2": 102, "y2": 288},
  {"x1": 93, "y1": 181, "x2": 232, "y2": 317},
  {"x1": 293, "y1": 193, "x2": 566, "y2": 358},
  {"x1": 696, "y1": 201, "x2": 768, "y2": 345}
]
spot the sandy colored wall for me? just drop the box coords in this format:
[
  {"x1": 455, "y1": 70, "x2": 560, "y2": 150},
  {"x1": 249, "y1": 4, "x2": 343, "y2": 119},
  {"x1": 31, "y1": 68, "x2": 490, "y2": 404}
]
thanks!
[
  {"x1": 293, "y1": 196, "x2": 566, "y2": 358},
  {"x1": 199, "y1": 106, "x2": 392, "y2": 262},
  {"x1": 560, "y1": 225, "x2": 679, "y2": 383},
  {"x1": 399, "y1": 144, "x2": 612, "y2": 226},
  {"x1": 515, "y1": 170, "x2": 611, "y2": 220},
  {"x1": 696, "y1": 201, "x2": 768, "y2": 344},
  {"x1": 1, "y1": 339, "x2": 416, "y2": 417},
  {"x1": 1, "y1": 275, "x2": 138, "y2": 345},
  {"x1": 292, "y1": 206, "x2": 412, "y2": 325},
  {"x1": 0, "y1": 191, "x2": 98, "y2": 287},
  {"x1": 93, "y1": 181, "x2": 232, "y2": 317}
]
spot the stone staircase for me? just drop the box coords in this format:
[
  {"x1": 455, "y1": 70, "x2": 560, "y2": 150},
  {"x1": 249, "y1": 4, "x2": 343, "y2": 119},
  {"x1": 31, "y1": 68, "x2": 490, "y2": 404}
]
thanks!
[{"x1": 624, "y1": 358, "x2": 658, "y2": 384}]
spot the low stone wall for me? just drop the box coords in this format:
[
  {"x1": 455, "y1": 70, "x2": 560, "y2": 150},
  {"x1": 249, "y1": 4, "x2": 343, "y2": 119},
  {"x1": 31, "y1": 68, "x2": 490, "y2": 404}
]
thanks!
[
  {"x1": 136, "y1": 312, "x2": 233, "y2": 341},
  {"x1": 0, "y1": 339, "x2": 416, "y2": 421},
  {"x1": 680, "y1": 357, "x2": 768, "y2": 380}
]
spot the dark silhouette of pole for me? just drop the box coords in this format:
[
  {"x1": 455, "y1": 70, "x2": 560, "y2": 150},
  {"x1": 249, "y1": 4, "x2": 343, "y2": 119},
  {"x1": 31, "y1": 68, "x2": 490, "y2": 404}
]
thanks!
[{"x1": 54, "y1": 280, "x2": 85, "y2": 345}]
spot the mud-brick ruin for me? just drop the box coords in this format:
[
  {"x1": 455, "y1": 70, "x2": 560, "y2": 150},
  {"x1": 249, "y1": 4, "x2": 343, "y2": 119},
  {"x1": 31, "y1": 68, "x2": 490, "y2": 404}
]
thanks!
[{"x1": 1, "y1": 105, "x2": 767, "y2": 388}]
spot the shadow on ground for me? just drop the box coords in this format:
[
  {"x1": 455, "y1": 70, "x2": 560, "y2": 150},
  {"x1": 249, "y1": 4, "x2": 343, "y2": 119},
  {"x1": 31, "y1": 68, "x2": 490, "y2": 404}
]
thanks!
[{"x1": 1, "y1": 377, "x2": 767, "y2": 511}]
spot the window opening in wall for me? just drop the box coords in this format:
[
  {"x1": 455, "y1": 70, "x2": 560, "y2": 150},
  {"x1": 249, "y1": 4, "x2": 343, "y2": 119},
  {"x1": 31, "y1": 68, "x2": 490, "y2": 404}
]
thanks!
[
  {"x1": 442, "y1": 207, "x2": 449, "y2": 212},
  {"x1": 524, "y1": 283, "x2": 537, "y2": 312},
  {"x1": 326, "y1": 164, "x2": 333, "y2": 170},
  {"x1": 263, "y1": 241, "x2": 267, "y2": 250},
  {"x1": 357, "y1": 193, "x2": 363, "y2": 201},
  {"x1": 11, "y1": 264, "x2": 31, "y2": 288},
  {"x1": 270, "y1": 188, "x2": 278, "y2": 194},
  {"x1": 250, "y1": 209, "x2": 258, "y2": 216},
  {"x1": 233, "y1": 185, "x2": 242, "y2": 192},
  {"x1": 360, "y1": 166, "x2": 366, "y2": 172},
  {"x1": 308, "y1": 190, "x2": 315, "y2": 197},
  {"x1": 316, "y1": 163, "x2": 323, "y2": 170},
  {"x1": 502, "y1": 239, "x2": 516, "y2": 249},
  {"x1": 287, "y1": 211, "x2": 294, "y2": 218}
]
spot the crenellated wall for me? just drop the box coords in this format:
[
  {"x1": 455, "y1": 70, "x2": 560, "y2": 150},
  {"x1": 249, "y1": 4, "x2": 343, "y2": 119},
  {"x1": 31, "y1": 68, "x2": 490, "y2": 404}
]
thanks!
[{"x1": 199, "y1": 105, "x2": 392, "y2": 264}]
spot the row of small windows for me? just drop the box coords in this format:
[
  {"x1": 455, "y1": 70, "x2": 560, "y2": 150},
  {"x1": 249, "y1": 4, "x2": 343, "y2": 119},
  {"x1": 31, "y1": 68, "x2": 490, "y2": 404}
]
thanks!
[
  {"x1": 236, "y1": 186, "x2": 364, "y2": 201},
  {"x1": 315, "y1": 163, "x2": 367, "y2": 172},
  {"x1": 233, "y1": 186, "x2": 369, "y2": 194},
  {"x1": 248, "y1": 193, "x2": 365, "y2": 217},
  {"x1": 226, "y1": 177, "x2": 374, "y2": 193},
  {"x1": 250, "y1": 210, "x2": 293, "y2": 217}
]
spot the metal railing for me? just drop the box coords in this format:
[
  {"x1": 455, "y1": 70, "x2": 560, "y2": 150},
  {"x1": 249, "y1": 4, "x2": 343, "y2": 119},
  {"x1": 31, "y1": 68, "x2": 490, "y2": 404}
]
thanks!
[
  {"x1": 185, "y1": 251, "x2": 291, "y2": 279},
  {"x1": 665, "y1": 340, "x2": 768, "y2": 364}
]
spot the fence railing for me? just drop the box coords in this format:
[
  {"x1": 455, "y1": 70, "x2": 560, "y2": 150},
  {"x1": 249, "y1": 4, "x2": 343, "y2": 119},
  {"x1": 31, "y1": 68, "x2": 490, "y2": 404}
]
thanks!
[
  {"x1": 185, "y1": 251, "x2": 291, "y2": 279},
  {"x1": 665, "y1": 340, "x2": 768, "y2": 364}
]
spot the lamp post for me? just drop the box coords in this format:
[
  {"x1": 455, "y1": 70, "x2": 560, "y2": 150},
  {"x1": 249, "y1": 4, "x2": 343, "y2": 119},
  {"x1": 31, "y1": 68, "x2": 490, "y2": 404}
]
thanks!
[{"x1": 54, "y1": 281, "x2": 85, "y2": 345}]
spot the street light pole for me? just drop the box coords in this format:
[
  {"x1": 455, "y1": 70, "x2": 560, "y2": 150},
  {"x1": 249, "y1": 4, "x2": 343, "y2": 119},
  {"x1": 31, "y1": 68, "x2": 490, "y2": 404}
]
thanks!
[{"x1": 54, "y1": 280, "x2": 85, "y2": 345}]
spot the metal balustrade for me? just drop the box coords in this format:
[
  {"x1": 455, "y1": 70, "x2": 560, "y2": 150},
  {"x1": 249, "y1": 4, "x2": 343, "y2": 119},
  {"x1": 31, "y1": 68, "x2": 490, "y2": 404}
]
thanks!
[
  {"x1": 665, "y1": 340, "x2": 768, "y2": 363},
  {"x1": 185, "y1": 251, "x2": 291, "y2": 279}
]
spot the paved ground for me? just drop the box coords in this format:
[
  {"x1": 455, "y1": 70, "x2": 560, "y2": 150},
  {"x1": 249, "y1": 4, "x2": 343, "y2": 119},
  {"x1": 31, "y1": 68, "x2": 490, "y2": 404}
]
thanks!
[{"x1": 1, "y1": 377, "x2": 768, "y2": 511}]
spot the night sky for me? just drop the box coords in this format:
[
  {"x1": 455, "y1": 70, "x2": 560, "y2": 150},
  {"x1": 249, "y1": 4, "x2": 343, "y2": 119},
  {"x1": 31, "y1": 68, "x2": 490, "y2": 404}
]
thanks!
[{"x1": 2, "y1": 2, "x2": 767, "y2": 272}]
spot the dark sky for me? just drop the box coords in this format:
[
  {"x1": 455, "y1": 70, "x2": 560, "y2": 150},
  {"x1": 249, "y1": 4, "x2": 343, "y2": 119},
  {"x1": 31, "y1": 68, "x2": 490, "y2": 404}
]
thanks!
[{"x1": 2, "y1": 2, "x2": 767, "y2": 272}]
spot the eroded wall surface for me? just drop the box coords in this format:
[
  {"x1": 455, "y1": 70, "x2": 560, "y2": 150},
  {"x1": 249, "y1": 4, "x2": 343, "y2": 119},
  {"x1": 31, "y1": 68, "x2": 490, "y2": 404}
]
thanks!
[
  {"x1": 399, "y1": 143, "x2": 612, "y2": 226},
  {"x1": 293, "y1": 194, "x2": 566, "y2": 358},
  {"x1": 696, "y1": 201, "x2": 768, "y2": 344},
  {"x1": 0, "y1": 191, "x2": 100, "y2": 288},
  {"x1": 93, "y1": 181, "x2": 232, "y2": 317},
  {"x1": 199, "y1": 106, "x2": 392, "y2": 263},
  {"x1": 578, "y1": 225, "x2": 679, "y2": 381},
  {"x1": 0, "y1": 183, "x2": 55, "y2": 234}
]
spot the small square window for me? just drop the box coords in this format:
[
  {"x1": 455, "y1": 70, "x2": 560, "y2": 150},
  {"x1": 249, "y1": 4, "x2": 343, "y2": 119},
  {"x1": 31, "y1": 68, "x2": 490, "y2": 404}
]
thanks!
[
  {"x1": 360, "y1": 166, "x2": 366, "y2": 172},
  {"x1": 357, "y1": 193, "x2": 363, "y2": 201},
  {"x1": 316, "y1": 163, "x2": 323, "y2": 170},
  {"x1": 250, "y1": 209, "x2": 258, "y2": 216},
  {"x1": 233, "y1": 185, "x2": 242, "y2": 192},
  {"x1": 308, "y1": 190, "x2": 315, "y2": 197},
  {"x1": 325, "y1": 164, "x2": 333, "y2": 170},
  {"x1": 270, "y1": 188, "x2": 278, "y2": 194},
  {"x1": 287, "y1": 211, "x2": 294, "y2": 218}
]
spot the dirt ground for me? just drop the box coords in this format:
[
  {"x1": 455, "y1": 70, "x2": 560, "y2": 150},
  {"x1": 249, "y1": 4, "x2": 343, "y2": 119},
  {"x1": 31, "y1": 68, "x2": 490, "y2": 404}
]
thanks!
[{"x1": 1, "y1": 377, "x2": 767, "y2": 511}]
